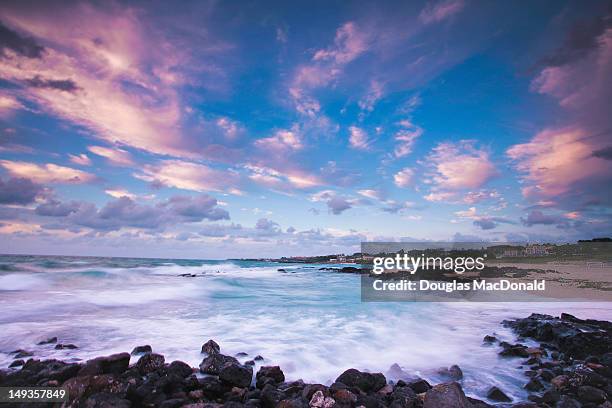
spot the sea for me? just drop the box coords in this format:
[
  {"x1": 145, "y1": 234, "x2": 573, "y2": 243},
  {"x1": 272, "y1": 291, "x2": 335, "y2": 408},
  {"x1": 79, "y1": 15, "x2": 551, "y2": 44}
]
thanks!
[{"x1": 1, "y1": 254, "x2": 610, "y2": 403}]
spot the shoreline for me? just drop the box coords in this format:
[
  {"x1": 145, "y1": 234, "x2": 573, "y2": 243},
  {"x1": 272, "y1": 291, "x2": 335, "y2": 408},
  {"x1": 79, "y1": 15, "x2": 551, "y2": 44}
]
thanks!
[{"x1": 2, "y1": 313, "x2": 611, "y2": 407}]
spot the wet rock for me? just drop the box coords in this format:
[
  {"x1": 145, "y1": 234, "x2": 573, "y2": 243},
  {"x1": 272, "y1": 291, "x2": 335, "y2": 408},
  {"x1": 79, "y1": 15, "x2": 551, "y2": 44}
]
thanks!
[
  {"x1": 389, "y1": 386, "x2": 417, "y2": 408},
  {"x1": 198, "y1": 376, "x2": 226, "y2": 399},
  {"x1": 202, "y1": 339, "x2": 221, "y2": 355},
  {"x1": 160, "y1": 398, "x2": 186, "y2": 408},
  {"x1": 83, "y1": 391, "x2": 131, "y2": 408},
  {"x1": 576, "y1": 385, "x2": 606, "y2": 404},
  {"x1": 423, "y1": 382, "x2": 472, "y2": 408},
  {"x1": 219, "y1": 362, "x2": 253, "y2": 388},
  {"x1": 483, "y1": 335, "x2": 496, "y2": 343},
  {"x1": 254, "y1": 355, "x2": 264, "y2": 361},
  {"x1": 261, "y1": 383, "x2": 284, "y2": 408},
  {"x1": 438, "y1": 365, "x2": 463, "y2": 380},
  {"x1": 79, "y1": 352, "x2": 130, "y2": 376},
  {"x1": 168, "y1": 360, "x2": 193, "y2": 378},
  {"x1": 332, "y1": 388, "x2": 357, "y2": 406},
  {"x1": 302, "y1": 384, "x2": 329, "y2": 401},
  {"x1": 279, "y1": 398, "x2": 306, "y2": 408},
  {"x1": 200, "y1": 354, "x2": 239, "y2": 375},
  {"x1": 131, "y1": 345, "x2": 152, "y2": 355},
  {"x1": 55, "y1": 343, "x2": 78, "y2": 349},
  {"x1": 335, "y1": 368, "x2": 386, "y2": 393},
  {"x1": 136, "y1": 352, "x2": 165, "y2": 375},
  {"x1": 524, "y1": 378, "x2": 544, "y2": 392},
  {"x1": 486, "y1": 386, "x2": 511, "y2": 402},
  {"x1": 236, "y1": 352, "x2": 249, "y2": 357},
  {"x1": 550, "y1": 375, "x2": 569, "y2": 390},
  {"x1": 9, "y1": 360, "x2": 24, "y2": 368},
  {"x1": 406, "y1": 378, "x2": 431, "y2": 394},
  {"x1": 310, "y1": 390, "x2": 336, "y2": 408},
  {"x1": 556, "y1": 395, "x2": 582, "y2": 407},
  {"x1": 256, "y1": 366, "x2": 285, "y2": 388},
  {"x1": 37, "y1": 337, "x2": 58, "y2": 345},
  {"x1": 12, "y1": 350, "x2": 33, "y2": 359},
  {"x1": 499, "y1": 343, "x2": 529, "y2": 358},
  {"x1": 245, "y1": 360, "x2": 255, "y2": 366}
]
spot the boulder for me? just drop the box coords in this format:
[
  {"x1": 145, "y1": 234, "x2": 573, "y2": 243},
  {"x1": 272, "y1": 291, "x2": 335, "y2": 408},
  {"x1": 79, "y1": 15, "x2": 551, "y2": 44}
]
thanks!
[
  {"x1": 576, "y1": 385, "x2": 607, "y2": 404},
  {"x1": 310, "y1": 390, "x2": 336, "y2": 408},
  {"x1": 168, "y1": 360, "x2": 193, "y2": 378},
  {"x1": 79, "y1": 352, "x2": 130, "y2": 376},
  {"x1": 486, "y1": 386, "x2": 511, "y2": 402},
  {"x1": 423, "y1": 382, "x2": 472, "y2": 408},
  {"x1": 201, "y1": 339, "x2": 221, "y2": 355},
  {"x1": 406, "y1": 378, "x2": 431, "y2": 394},
  {"x1": 219, "y1": 362, "x2": 253, "y2": 388},
  {"x1": 136, "y1": 353, "x2": 165, "y2": 375},
  {"x1": 37, "y1": 337, "x2": 58, "y2": 345},
  {"x1": 131, "y1": 345, "x2": 152, "y2": 355},
  {"x1": 335, "y1": 368, "x2": 386, "y2": 393},
  {"x1": 256, "y1": 366, "x2": 285, "y2": 388},
  {"x1": 55, "y1": 343, "x2": 78, "y2": 350},
  {"x1": 200, "y1": 354, "x2": 239, "y2": 375}
]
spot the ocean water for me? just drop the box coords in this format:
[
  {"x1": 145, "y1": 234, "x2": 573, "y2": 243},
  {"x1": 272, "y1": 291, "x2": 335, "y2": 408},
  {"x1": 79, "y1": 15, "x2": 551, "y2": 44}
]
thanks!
[{"x1": 0, "y1": 255, "x2": 610, "y2": 403}]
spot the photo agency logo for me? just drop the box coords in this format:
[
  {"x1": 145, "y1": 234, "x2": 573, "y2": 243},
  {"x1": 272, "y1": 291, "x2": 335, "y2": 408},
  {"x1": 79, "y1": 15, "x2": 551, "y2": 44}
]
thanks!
[{"x1": 360, "y1": 241, "x2": 612, "y2": 302}]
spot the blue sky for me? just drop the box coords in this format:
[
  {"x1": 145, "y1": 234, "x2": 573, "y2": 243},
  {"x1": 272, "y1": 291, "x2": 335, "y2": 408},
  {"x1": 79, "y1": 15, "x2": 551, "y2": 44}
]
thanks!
[{"x1": 0, "y1": 0, "x2": 611, "y2": 258}]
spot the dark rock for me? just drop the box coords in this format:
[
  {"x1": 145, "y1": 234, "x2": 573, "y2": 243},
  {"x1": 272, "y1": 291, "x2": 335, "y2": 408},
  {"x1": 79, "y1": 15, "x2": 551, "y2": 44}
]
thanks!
[
  {"x1": 302, "y1": 384, "x2": 329, "y2": 401},
  {"x1": 168, "y1": 360, "x2": 193, "y2": 378},
  {"x1": 256, "y1": 366, "x2": 285, "y2": 388},
  {"x1": 160, "y1": 398, "x2": 186, "y2": 408},
  {"x1": 278, "y1": 398, "x2": 305, "y2": 408},
  {"x1": 245, "y1": 360, "x2": 255, "y2": 366},
  {"x1": 576, "y1": 385, "x2": 606, "y2": 404},
  {"x1": 254, "y1": 355, "x2": 264, "y2": 361},
  {"x1": 79, "y1": 352, "x2": 130, "y2": 376},
  {"x1": 83, "y1": 392, "x2": 131, "y2": 408},
  {"x1": 55, "y1": 343, "x2": 78, "y2": 349},
  {"x1": 486, "y1": 386, "x2": 511, "y2": 402},
  {"x1": 202, "y1": 339, "x2": 221, "y2": 355},
  {"x1": 200, "y1": 353, "x2": 239, "y2": 375},
  {"x1": 335, "y1": 368, "x2": 386, "y2": 393},
  {"x1": 499, "y1": 343, "x2": 529, "y2": 358},
  {"x1": 483, "y1": 335, "x2": 496, "y2": 343},
  {"x1": 236, "y1": 352, "x2": 249, "y2": 357},
  {"x1": 333, "y1": 388, "x2": 358, "y2": 406},
  {"x1": 438, "y1": 365, "x2": 463, "y2": 380},
  {"x1": 219, "y1": 362, "x2": 253, "y2": 388},
  {"x1": 389, "y1": 386, "x2": 417, "y2": 408},
  {"x1": 37, "y1": 337, "x2": 58, "y2": 345},
  {"x1": 13, "y1": 350, "x2": 33, "y2": 358},
  {"x1": 136, "y1": 353, "x2": 165, "y2": 375},
  {"x1": 261, "y1": 383, "x2": 283, "y2": 408},
  {"x1": 131, "y1": 345, "x2": 152, "y2": 355},
  {"x1": 9, "y1": 359, "x2": 24, "y2": 368},
  {"x1": 556, "y1": 395, "x2": 582, "y2": 407},
  {"x1": 406, "y1": 378, "x2": 431, "y2": 394},
  {"x1": 423, "y1": 382, "x2": 472, "y2": 408},
  {"x1": 524, "y1": 378, "x2": 544, "y2": 391},
  {"x1": 198, "y1": 376, "x2": 227, "y2": 399}
]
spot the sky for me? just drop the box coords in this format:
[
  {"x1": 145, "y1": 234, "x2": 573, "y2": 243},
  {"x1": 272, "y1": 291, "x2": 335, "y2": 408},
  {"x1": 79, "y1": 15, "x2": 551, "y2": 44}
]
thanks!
[{"x1": 0, "y1": 0, "x2": 611, "y2": 259}]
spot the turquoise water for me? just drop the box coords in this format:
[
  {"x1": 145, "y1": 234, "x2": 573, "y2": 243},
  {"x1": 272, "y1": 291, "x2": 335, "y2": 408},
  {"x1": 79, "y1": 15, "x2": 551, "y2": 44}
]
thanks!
[{"x1": 0, "y1": 255, "x2": 610, "y2": 403}]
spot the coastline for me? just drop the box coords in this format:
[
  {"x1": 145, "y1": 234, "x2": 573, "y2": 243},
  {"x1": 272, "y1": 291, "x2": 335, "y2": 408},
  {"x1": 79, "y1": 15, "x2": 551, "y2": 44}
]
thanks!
[{"x1": 2, "y1": 313, "x2": 611, "y2": 407}]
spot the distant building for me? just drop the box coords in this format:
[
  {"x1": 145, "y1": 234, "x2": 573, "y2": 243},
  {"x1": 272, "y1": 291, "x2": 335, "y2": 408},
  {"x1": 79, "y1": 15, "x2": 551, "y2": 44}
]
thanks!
[
  {"x1": 524, "y1": 244, "x2": 550, "y2": 256},
  {"x1": 502, "y1": 249, "x2": 521, "y2": 257}
]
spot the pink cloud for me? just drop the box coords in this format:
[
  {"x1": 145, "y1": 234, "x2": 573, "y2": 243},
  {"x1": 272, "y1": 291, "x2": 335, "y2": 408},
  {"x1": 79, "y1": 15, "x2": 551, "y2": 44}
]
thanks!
[
  {"x1": 88, "y1": 145, "x2": 133, "y2": 166},
  {"x1": 135, "y1": 159, "x2": 241, "y2": 194},
  {"x1": 348, "y1": 126, "x2": 371, "y2": 150},
  {"x1": 0, "y1": 160, "x2": 96, "y2": 184},
  {"x1": 393, "y1": 168, "x2": 415, "y2": 188},
  {"x1": 68, "y1": 153, "x2": 92, "y2": 166},
  {"x1": 419, "y1": 0, "x2": 465, "y2": 25},
  {"x1": 255, "y1": 128, "x2": 303, "y2": 153},
  {"x1": 426, "y1": 140, "x2": 497, "y2": 191}
]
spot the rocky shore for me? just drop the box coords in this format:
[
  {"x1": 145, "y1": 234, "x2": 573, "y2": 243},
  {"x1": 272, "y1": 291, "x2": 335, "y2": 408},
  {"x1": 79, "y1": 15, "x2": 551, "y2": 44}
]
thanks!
[{"x1": 1, "y1": 313, "x2": 611, "y2": 408}]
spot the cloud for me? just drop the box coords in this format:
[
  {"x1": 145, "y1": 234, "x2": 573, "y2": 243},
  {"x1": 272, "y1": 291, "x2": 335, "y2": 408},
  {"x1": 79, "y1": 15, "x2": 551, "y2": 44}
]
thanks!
[
  {"x1": 35, "y1": 199, "x2": 81, "y2": 217},
  {"x1": 0, "y1": 176, "x2": 44, "y2": 204},
  {"x1": 0, "y1": 20, "x2": 44, "y2": 58},
  {"x1": 136, "y1": 159, "x2": 241, "y2": 194},
  {"x1": 454, "y1": 206, "x2": 514, "y2": 230},
  {"x1": 358, "y1": 79, "x2": 384, "y2": 113},
  {"x1": 0, "y1": 93, "x2": 24, "y2": 115},
  {"x1": 255, "y1": 128, "x2": 302, "y2": 153},
  {"x1": 255, "y1": 218, "x2": 281, "y2": 233},
  {"x1": 88, "y1": 145, "x2": 133, "y2": 166},
  {"x1": 521, "y1": 210, "x2": 562, "y2": 227},
  {"x1": 424, "y1": 140, "x2": 497, "y2": 201},
  {"x1": 0, "y1": 160, "x2": 96, "y2": 184},
  {"x1": 104, "y1": 189, "x2": 136, "y2": 199},
  {"x1": 393, "y1": 120, "x2": 422, "y2": 158},
  {"x1": 393, "y1": 167, "x2": 415, "y2": 188},
  {"x1": 381, "y1": 200, "x2": 418, "y2": 214},
  {"x1": 290, "y1": 21, "x2": 369, "y2": 116},
  {"x1": 0, "y1": 4, "x2": 231, "y2": 160},
  {"x1": 419, "y1": 0, "x2": 465, "y2": 25},
  {"x1": 310, "y1": 190, "x2": 356, "y2": 215},
  {"x1": 348, "y1": 126, "x2": 371, "y2": 150},
  {"x1": 68, "y1": 153, "x2": 91, "y2": 166},
  {"x1": 357, "y1": 189, "x2": 385, "y2": 200},
  {"x1": 245, "y1": 164, "x2": 322, "y2": 191}
]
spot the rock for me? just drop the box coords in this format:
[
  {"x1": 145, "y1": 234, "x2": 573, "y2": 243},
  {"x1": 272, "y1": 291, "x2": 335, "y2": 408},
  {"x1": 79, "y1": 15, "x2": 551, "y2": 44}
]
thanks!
[
  {"x1": 9, "y1": 359, "x2": 24, "y2": 368},
  {"x1": 261, "y1": 383, "x2": 284, "y2": 408},
  {"x1": 202, "y1": 339, "x2": 221, "y2": 355},
  {"x1": 576, "y1": 385, "x2": 606, "y2": 404},
  {"x1": 423, "y1": 382, "x2": 472, "y2": 408},
  {"x1": 302, "y1": 384, "x2": 329, "y2": 401},
  {"x1": 198, "y1": 376, "x2": 226, "y2": 399},
  {"x1": 524, "y1": 378, "x2": 544, "y2": 392},
  {"x1": 389, "y1": 386, "x2": 417, "y2": 408},
  {"x1": 550, "y1": 375, "x2": 569, "y2": 390},
  {"x1": 168, "y1": 360, "x2": 193, "y2": 378},
  {"x1": 236, "y1": 352, "x2": 249, "y2": 357},
  {"x1": 83, "y1": 392, "x2": 131, "y2": 408},
  {"x1": 256, "y1": 366, "x2": 285, "y2": 388},
  {"x1": 486, "y1": 386, "x2": 511, "y2": 402},
  {"x1": 136, "y1": 352, "x2": 165, "y2": 374},
  {"x1": 556, "y1": 395, "x2": 582, "y2": 407},
  {"x1": 332, "y1": 389, "x2": 357, "y2": 406},
  {"x1": 55, "y1": 343, "x2": 78, "y2": 349},
  {"x1": 245, "y1": 360, "x2": 255, "y2": 366},
  {"x1": 335, "y1": 368, "x2": 386, "y2": 393},
  {"x1": 12, "y1": 350, "x2": 33, "y2": 358},
  {"x1": 406, "y1": 378, "x2": 431, "y2": 394},
  {"x1": 200, "y1": 354, "x2": 239, "y2": 375},
  {"x1": 131, "y1": 345, "x2": 152, "y2": 355},
  {"x1": 37, "y1": 337, "x2": 58, "y2": 345},
  {"x1": 310, "y1": 390, "x2": 336, "y2": 408},
  {"x1": 79, "y1": 352, "x2": 130, "y2": 376},
  {"x1": 219, "y1": 362, "x2": 253, "y2": 388},
  {"x1": 499, "y1": 343, "x2": 529, "y2": 358},
  {"x1": 438, "y1": 365, "x2": 463, "y2": 380},
  {"x1": 254, "y1": 355, "x2": 264, "y2": 361},
  {"x1": 482, "y1": 335, "x2": 496, "y2": 343},
  {"x1": 160, "y1": 398, "x2": 186, "y2": 408},
  {"x1": 279, "y1": 398, "x2": 306, "y2": 408}
]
